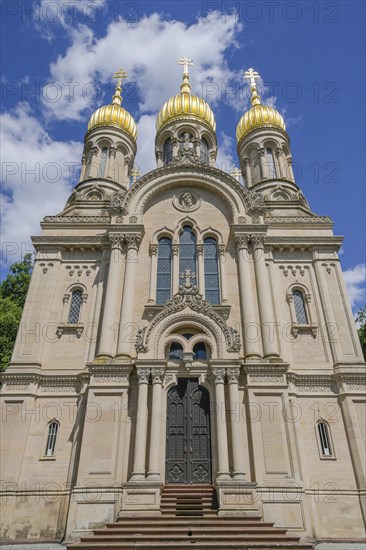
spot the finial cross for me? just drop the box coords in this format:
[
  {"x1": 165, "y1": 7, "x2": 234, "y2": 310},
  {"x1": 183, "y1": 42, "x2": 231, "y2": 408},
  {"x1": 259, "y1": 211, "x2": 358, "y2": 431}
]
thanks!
[
  {"x1": 113, "y1": 68, "x2": 128, "y2": 87},
  {"x1": 178, "y1": 56, "x2": 193, "y2": 75},
  {"x1": 244, "y1": 67, "x2": 260, "y2": 89},
  {"x1": 231, "y1": 167, "x2": 242, "y2": 181},
  {"x1": 180, "y1": 269, "x2": 196, "y2": 288}
]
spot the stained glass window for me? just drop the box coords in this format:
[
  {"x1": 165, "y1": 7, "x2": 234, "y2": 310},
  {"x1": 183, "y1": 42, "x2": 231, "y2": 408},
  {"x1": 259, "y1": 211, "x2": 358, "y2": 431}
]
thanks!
[
  {"x1": 164, "y1": 139, "x2": 173, "y2": 164},
  {"x1": 266, "y1": 148, "x2": 276, "y2": 178},
  {"x1": 179, "y1": 226, "x2": 196, "y2": 278},
  {"x1": 45, "y1": 422, "x2": 58, "y2": 456},
  {"x1": 97, "y1": 147, "x2": 108, "y2": 178},
  {"x1": 156, "y1": 238, "x2": 172, "y2": 304},
  {"x1": 68, "y1": 289, "x2": 83, "y2": 324},
  {"x1": 204, "y1": 237, "x2": 220, "y2": 304},
  {"x1": 293, "y1": 290, "x2": 308, "y2": 324}
]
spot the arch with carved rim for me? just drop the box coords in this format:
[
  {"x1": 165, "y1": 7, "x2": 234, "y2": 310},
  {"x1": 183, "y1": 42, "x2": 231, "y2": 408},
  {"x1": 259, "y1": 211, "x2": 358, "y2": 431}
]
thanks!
[{"x1": 174, "y1": 217, "x2": 201, "y2": 241}]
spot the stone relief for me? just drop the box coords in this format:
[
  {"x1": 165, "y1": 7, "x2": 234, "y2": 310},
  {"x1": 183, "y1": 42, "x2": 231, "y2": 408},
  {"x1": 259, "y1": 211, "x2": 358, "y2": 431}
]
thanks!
[{"x1": 173, "y1": 191, "x2": 201, "y2": 212}]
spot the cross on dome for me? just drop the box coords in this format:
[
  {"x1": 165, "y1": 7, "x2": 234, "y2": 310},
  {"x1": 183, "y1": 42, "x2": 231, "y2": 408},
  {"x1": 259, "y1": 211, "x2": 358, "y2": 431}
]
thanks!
[
  {"x1": 112, "y1": 68, "x2": 128, "y2": 106},
  {"x1": 244, "y1": 67, "x2": 261, "y2": 106},
  {"x1": 178, "y1": 57, "x2": 193, "y2": 94},
  {"x1": 178, "y1": 56, "x2": 193, "y2": 75}
]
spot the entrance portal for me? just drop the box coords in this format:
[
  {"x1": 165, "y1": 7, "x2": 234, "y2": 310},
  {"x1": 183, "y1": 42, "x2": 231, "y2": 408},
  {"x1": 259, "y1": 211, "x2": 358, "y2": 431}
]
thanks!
[{"x1": 166, "y1": 378, "x2": 212, "y2": 484}]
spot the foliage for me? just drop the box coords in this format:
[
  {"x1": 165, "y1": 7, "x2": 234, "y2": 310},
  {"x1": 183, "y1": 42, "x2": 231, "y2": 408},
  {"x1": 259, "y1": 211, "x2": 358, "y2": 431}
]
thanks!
[
  {"x1": 0, "y1": 254, "x2": 34, "y2": 371},
  {"x1": 355, "y1": 306, "x2": 366, "y2": 360}
]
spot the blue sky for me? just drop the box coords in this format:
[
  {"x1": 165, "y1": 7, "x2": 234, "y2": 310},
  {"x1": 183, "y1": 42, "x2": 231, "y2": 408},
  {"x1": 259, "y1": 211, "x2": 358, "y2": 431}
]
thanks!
[{"x1": 1, "y1": 0, "x2": 365, "y2": 309}]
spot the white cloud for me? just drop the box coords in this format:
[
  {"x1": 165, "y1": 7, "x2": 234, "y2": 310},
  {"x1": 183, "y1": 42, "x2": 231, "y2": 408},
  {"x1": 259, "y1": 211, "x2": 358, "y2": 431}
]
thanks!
[
  {"x1": 0, "y1": 103, "x2": 82, "y2": 267},
  {"x1": 343, "y1": 264, "x2": 366, "y2": 309},
  {"x1": 42, "y1": 12, "x2": 242, "y2": 122}
]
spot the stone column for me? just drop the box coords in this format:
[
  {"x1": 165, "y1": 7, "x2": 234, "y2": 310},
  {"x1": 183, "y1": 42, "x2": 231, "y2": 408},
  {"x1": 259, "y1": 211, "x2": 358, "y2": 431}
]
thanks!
[
  {"x1": 117, "y1": 234, "x2": 141, "y2": 357},
  {"x1": 275, "y1": 148, "x2": 285, "y2": 179},
  {"x1": 197, "y1": 243, "x2": 205, "y2": 295},
  {"x1": 80, "y1": 155, "x2": 87, "y2": 181},
  {"x1": 97, "y1": 235, "x2": 124, "y2": 358},
  {"x1": 88, "y1": 147, "x2": 99, "y2": 178},
  {"x1": 172, "y1": 244, "x2": 179, "y2": 295},
  {"x1": 227, "y1": 368, "x2": 246, "y2": 479},
  {"x1": 252, "y1": 235, "x2": 280, "y2": 358},
  {"x1": 212, "y1": 368, "x2": 230, "y2": 480},
  {"x1": 148, "y1": 244, "x2": 158, "y2": 303},
  {"x1": 287, "y1": 157, "x2": 295, "y2": 182},
  {"x1": 243, "y1": 157, "x2": 252, "y2": 187},
  {"x1": 107, "y1": 146, "x2": 117, "y2": 180},
  {"x1": 258, "y1": 148, "x2": 267, "y2": 180},
  {"x1": 235, "y1": 235, "x2": 262, "y2": 359},
  {"x1": 147, "y1": 368, "x2": 165, "y2": 480},
  {"x1": 218, "y1": 244, "x2": 228, "y2": 303},
  {"x1": 131, "y1": 368, "x2": 150, "y2": 480}
]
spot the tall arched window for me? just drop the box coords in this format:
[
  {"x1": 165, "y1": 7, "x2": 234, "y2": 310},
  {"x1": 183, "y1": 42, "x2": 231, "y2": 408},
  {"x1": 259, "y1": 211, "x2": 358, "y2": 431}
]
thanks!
[
  {"x1": 293, "y1": 290, "x2": 308, "y2": 324},
  {"x1": 193, "y1": 342, "x2": 207, "y2": 360},
  {"x1": 164, "y1": 138, "x2": 173, "y2": 164},
  {"x1": 169, "y1": 342, "x2": 183, "y2": 360},
  {"x1": 68, "y1": 289, "x2": 83, "y2": 324},
  {"x1": 266, "y1": 148, "x2": 276, "y2": 178},
  {"x1": 179, "y1": 226, "x2": 196, "y2": 278},
  {"x1": 317, "y1": 421, "x2": 333, "y2": 457},
  {"x1": 45, "y1": 422, "x2": 58, "y2": 456},
  {"x1": 86, "y1": 149, "x2": 93, "y2": 177},
  {"x1": 204, "y1": 237, "x2": 220, "y2": 304},
  {"x1": 97, "y1": 147, "x2": 108, "y2": 178},
  {"x1": 156, "y1": 237, "x2": 172, "y2": 304},
  {"x1": 201, "y1": 138, "x2": 209, "y2": 163}
]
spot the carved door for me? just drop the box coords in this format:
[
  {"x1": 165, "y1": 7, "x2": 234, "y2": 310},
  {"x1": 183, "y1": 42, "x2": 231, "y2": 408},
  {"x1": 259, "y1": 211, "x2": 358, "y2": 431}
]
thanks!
[{"x1": 166, "y1": 378, "x2": 211, "y2": 484}]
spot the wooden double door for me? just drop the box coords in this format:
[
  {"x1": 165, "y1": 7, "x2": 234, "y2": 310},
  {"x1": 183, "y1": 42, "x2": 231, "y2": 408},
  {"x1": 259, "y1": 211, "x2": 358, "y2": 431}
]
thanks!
[{"x1": 166, "y1": 378, "x2": 212, "y2": 484}]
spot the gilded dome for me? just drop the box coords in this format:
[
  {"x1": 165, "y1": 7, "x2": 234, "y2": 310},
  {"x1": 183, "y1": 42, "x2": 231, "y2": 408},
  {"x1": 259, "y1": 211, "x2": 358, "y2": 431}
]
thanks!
[
  {"x1": 236, "y1": 84, "x2": 286, "y2": 143},
  {"x1": 87, "y1": 104, "x2": 137, "y2": 140},
  {"x1": 156, "y1": 68, "x2": 216, "y2": 133},
  {"x1": 87, "y1": 70, "x2": 137, "y2": 141}
]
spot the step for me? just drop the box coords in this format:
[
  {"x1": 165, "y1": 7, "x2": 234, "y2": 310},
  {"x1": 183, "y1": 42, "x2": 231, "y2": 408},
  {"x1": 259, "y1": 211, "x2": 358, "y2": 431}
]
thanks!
[
  {"x1": 92, "y1": 527, "x2": 289, "y2": 536},
  {"x1": 79, "y1": 534, "x2": 305, "y2": 542},
  {"x1": 68, "y1": 542, "x2": 313, "y2": 549}
]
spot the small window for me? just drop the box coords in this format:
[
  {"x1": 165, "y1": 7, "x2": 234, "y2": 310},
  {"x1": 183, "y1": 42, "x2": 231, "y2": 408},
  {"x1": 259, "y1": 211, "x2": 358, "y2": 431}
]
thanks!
[
  {"x1": 318, "y1": 421, "x2": 333, "y2": 457},
  {"x1": 169, "y1": 342, "x2": 183, "y2": 360},
  {"x1": 45, "y1": 422, "x2": 58, "y2": 457},
  {"x1": 156, "y1": 238, "x2": 172, "y2": 304},
  {"x1": 164, "y1": 138, "x2": 173, "y2": 164},
  {"x1": 97, "y1": 147, "x2": 108, "y2": 178},
  {"x1": 266, "y1": 148, "x2": 276, "y2": 178},
  {"x1": 193, "y1": 342, "x2": 207, "y2": 360},
  {"x1": 293, "y1": 290, "x2": 308, "y2": 324},
  {"x1": 68, "y1": 289, "x2": 83, "y2": 324},
  {"x1": 201, "y1": 138, "x2": 209, "y2": 163}
]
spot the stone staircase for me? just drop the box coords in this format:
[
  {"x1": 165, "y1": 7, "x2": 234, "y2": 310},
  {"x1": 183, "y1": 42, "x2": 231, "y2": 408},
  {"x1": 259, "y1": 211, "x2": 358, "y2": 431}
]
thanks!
[{"x1": 67, "y1": 484, "x2": 313, "y2": 549}]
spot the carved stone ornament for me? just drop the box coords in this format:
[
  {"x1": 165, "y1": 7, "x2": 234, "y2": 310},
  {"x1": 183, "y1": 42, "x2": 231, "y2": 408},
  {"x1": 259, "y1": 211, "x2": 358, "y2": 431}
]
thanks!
[
  {"x1": 136, "y1": 368, "x2": 151, "y2": 384},
  {"x1": 173, "y1": 191, "x2": 201, "y2": 212},
  {"x1": 212, "y1": 367, "x2": 226, "y2": 383},
  {"x1": 135, "y1": 285, "x2": 241, "y2": 354},
  {"x1": 227, "y1": 368, "x2": 241, "y2": 384},
  {"x1": 151, "y1": 368, "x2": 165, "y2": 384},
  {"x1": 110, "y1": 189, "x2": 127, "y2": 208}
]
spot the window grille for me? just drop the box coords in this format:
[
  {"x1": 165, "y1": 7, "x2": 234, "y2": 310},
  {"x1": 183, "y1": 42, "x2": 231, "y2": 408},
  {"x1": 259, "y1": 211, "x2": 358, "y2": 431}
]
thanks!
[
  {"x1": 204, "y1": 237, "x2": 220, "y2": 304},
  {"x1": 156, "y1": 238, "x2": 172, "y2": 304},
  {"x1": 293, "y1": 290, "x2": 308, "y2": 324},
  {"x1": 179, "y1": 226, "x2": 196, "y2": 277},
  {"x1": 266, "y1": 148, "x2": 276, "y2": 178},
  {"x1": 45, "y1": 422, "x2": 58, "y2": 456},
  {"x1": 97, "y1": 147, "x2": 108, "y2": 177},
  {"x1": 164, "y1": 139, "x2": 173, "y2": 164},
  {"x1": 68, "y1": 289, "x2": 83, "y2": 324}
]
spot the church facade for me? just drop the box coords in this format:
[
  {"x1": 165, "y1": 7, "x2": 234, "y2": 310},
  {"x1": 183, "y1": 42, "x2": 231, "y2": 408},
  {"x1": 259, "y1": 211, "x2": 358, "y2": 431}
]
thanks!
[{"x1": 1, "y1": 62, "x2": 365, "y2": 546}]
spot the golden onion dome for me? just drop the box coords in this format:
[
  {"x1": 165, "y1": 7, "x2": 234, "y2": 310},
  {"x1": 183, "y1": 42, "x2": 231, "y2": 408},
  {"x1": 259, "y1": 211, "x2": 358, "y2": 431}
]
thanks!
[
  {"x1": 87, "y1": 69, "x2": 137, "y2": 141},
  {"x1": 236, "y1": 68, "x2": 286, "y2": 143},
  {"x1": 156, "y1": 59, "x2": 216, "y2": 133}
]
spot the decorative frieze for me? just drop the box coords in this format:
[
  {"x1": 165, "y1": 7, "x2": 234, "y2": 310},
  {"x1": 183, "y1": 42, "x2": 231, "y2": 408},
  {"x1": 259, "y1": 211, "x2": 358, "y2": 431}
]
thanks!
[{"x1": 43, "y1": 216, "x2": 109, "y2": 223}]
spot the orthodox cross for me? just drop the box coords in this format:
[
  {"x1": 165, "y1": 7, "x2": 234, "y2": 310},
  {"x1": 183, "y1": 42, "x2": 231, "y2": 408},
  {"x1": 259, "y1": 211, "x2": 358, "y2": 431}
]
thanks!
[
  {"x1": 178, "y1": 56, "x2": 193, "y2": 75},
  {"x1": 131, "y1": 166, "x2": 141, "y2": 184},
  {"x1": 180, "y1": 269, "x2": 196, "y2": 287},
  {"x1": 244, "y1": 67, "x2": 260, "y2": 89},
  {"x1": 231, "y1": 167, "x2": 242, "y2": 181},
  {"x1": 113, "y1": 68, "x2": 128, "y2": 88}
]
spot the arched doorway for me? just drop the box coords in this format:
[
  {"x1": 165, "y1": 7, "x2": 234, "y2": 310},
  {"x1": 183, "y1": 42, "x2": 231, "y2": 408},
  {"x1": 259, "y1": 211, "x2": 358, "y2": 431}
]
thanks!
[{"x1": 166, "y1": 378, "x2": 212, "y2": 484}]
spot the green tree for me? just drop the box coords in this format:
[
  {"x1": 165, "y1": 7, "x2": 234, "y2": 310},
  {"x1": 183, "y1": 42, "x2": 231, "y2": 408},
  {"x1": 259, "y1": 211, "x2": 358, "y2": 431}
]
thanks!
[
  {"x1": 355, "y1": 306, "x2": 366, "y2": 360},
  {"x1": 0, "y1": 254, "x2": 34, "y2": 371}
]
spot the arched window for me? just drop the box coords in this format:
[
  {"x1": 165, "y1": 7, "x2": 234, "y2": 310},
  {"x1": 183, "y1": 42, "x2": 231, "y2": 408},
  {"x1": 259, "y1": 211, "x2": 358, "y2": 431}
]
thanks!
[
  {"x1": 179, "y1": 226, "x2": 196, "y2": 278},
  {"x1": 193, "y1": 342, "x2": 207, "y2": 360},
  {"x1": 97, "y1": 147, "x2": 108, "y2": 178},
  {"x1": 317, "y1": 421, "x2": 333, "y2": 457},
  {"x1": 293, "y1": 290, "x2": 308, "y2": 324},
  {"x1": 204, "y1": 237, "x2": 220, "y2": 304},
  {"x1": 45, "y1": 422, "x2": 58, "y2": 457},
  {"x1": 156, "y1": 237, "x2": 172, "y2": 304},
  {"x1": 266, "y1": 148, "x2": 276, "y2": 178},
  {"x1": 86, "y1": 149, "x2": 93, "y2": 177},
  {"x1": 201, "y1": 138, "x2": 209, "y2": 163},
  {"x1": 164, "y1": 138, "x2": 173, "y2": 164},
  {"x1": 68, "y1": 289, "x2": 83, "y2": 324},
  {"x1": 169, "y1": 342, "x2": 183, "y2": 360}
]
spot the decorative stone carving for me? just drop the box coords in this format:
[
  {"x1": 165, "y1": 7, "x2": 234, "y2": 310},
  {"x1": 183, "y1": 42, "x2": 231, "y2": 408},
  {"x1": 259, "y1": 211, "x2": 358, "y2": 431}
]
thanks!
[
  {"x1": 235, "y1": 234, "x2": 251, "y2": 250},
  {"x1": 212, "y1": 368, "x2": 226, "y2": 383},
  {"x1": 129, "y1": 216, "x2": 138, "y2": 223},
  {"x1": 251, "y1": 234, "x2": 265, "y2": 249},
  {"x1": 151, "y1": 368, "x2": 165, "y2": 384},
  {"x1": 136, "y1": 368, "x2": 151, "y2": 384},
  {"x1": 125, "y1": 234, "x2": 141, "y2": 249},
  {"x1": 227, "y1": 368, "x2": 240, "y2": 384},
  {"x1": 111, "y1": 189, "x2": 127, "y2": 208},
  {"x1": 109, "y1": 234, "x2": 125, "y2": 250},
  {"x1": 43, "y1": 216, "x2": 109, "y2": 223},
  {"x1": 173, "y1": 191, "x2": 201, "y2": 212},
  {"x1": 249, "y1": 374, "x2": 284, "y2": 384}
]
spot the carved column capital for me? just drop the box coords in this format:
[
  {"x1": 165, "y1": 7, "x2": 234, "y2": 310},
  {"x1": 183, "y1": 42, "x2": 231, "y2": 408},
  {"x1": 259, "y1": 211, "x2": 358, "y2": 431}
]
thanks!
[
  {"x1": 227, "y1": 368, "x2": 240, "y2": 384},
  {"x1": 125, "y1": 234, "x2": 141, "y2": 250},
  {"x1": 151, "y1": 368, "x2": 165, "y2": 384},
  {"x1": 90, "y1": 146, "x2": 99, "y2": 157},
  {"x1": 235, "y1": 234, "x2": 251, "y2": 250},
  {"x1": 81, "y1": 155, "x2": 87, "y2": 166},
  {"x1": 251, "y1": 234, "x2": 265, "y2": 250},
  {"x1": 149, "y1": 243, "x2": 158, "y2": 256},
  {"x1": 276, "y1": 148, "x2": 284, "y2": 157},
  {"x1": 196, "y1": 243, "x2": 204, "y2": 256},
  {"x1": 212, "y1": 367, "x2": 226, "y2": 384},
  {"x1": 109, "y1": 146, "x2": 117, "y2": 159},
  {"x1": 109, "y1": 233, "x2": 124, "y2": 250},
  {"x1": 172, "y1": 243, "x2": 179, "y2": 256},
  {"x1": 218, "y1": 244, "x2": 226, "y2": 256},
  {"x1": 258, "y1": 147, "x2": 265, "y2": 157},
  {"x1": 243, "y1": 156, "x2": 250, "y2": 166},
  {"x1": 136, "y1": 368, "x2": 151, "y2": 384}
]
